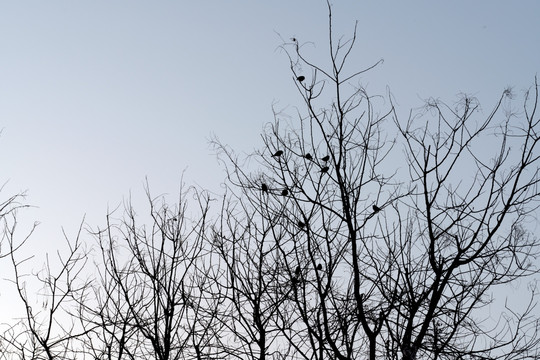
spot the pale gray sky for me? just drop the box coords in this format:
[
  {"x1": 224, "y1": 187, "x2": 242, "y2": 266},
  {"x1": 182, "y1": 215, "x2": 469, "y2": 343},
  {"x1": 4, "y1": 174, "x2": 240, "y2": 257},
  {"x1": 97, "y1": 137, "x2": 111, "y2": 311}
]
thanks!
[{"x1": 0, "y1": 1, "x2": 539, "y2": 319}]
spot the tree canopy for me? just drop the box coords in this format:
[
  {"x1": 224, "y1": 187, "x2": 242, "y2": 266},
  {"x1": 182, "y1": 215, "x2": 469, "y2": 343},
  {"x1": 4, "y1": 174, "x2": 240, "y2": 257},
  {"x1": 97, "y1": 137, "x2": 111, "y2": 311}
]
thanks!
[{"x1": 1, "y1": 4, "x2": 539, "y2": 360}]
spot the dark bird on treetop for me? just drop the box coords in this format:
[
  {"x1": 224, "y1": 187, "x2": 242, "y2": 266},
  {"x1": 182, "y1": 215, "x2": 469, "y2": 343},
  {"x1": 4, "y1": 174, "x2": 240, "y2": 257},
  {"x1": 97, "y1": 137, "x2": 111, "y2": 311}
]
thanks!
[
  {"x1": 304, "y1": 153, "x2": 313, "y2": 160},
  {"x1": 261, "y1": 183, "x2": 268, "y2": 192},
  {"x1": 316, "y1": 263, "x2": 323, "y2": 271},
  {"x1": 321, "y1": 155, "x2": 330, "y2": 162},
  {"x1": 297, "y1": 75, "x2": 305, "y2": 82},
  {"x1": 281, "y1": 189, "x2": 289, "y2": 196},
  {"x1": 295, "y1": 266, "x2": 301, "y2": 275},
  {"x1": 320, "y1": 166, "x2": 329, "y2": 173},
  {"x1": 298, "y1": 220, "x2": 306, "y2": 228},
  {"x1": 372, "y1": 205, "x2": 381, "y2": 213},
  {"x1": 272, "y1": 150, "x2": 283, "y2": 157}
]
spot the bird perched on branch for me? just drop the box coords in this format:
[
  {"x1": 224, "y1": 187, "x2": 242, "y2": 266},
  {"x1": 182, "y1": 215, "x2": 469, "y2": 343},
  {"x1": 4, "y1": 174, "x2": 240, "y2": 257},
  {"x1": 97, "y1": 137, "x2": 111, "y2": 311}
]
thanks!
[
  {"x1": 320, "y1": 166, "x2": 329, "y2": 173},
  {"x1": 297, "y1": 220, "x2": 306, "y2": 229},
  {"x1": 261, "y1": 183, "x2": 268, "y2": 192},
  {"x1": 281, "y1": 189, "x2": 289, "y2": 196},
  {"x1": 316, "y1": 263, "x2": 323, "y2": 271},
  {"x1": 304, "y1": 153, "x2": 313, "y2": 160},
  {"x1": 272, "y1": 150, "x2": 283, "y2": 157},
  {"x1": 295, "y1": 266, "x2": 301, "y2": 276},
  {"x1": 297, "y1": 75, "x2": 305, "y2": 82},
  {"x1": 321, "y1": 155, "x2": 330, "y2": 162},
  {"x1": 372, "y1": 205, "x2": 381, "y2": 213}
]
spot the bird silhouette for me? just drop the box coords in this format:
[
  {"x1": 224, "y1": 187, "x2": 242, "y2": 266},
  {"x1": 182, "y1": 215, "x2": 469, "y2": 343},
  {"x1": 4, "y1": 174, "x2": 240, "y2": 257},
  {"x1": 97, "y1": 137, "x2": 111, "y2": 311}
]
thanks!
[
  {"x1": 372, "y1": 205, "x2": 381, "y2": 213},
  {"x1": 281, "y1": 189, "x2": 289, "y2": 196},
  {"x1": 320, "y1": 166, "x2": 329, "y2": 173},
  {"x1": 272, "y1": 150, "x2": 283, "y2": 157},
  {"x1": 261, "y1": 183, "x2": 268, "y2": 192},
  {"x1": 295, "y1": 266, "x2": 301, "y2": 276},
  {"x1": 316, "y1": 263, "x2": 322, "y2": 271},
  {"x1": 304, "y1": 153, "x2": 313, "y2": 160},
  {"x1": 297, "y1": 75, "x2": 305, "y2": 82},
  {"x1": 321, "y1": 155, "x2": 330, "y2": 162},
  {"x1": 297, "y1": 220, "x2": 306, "y2": 228}
]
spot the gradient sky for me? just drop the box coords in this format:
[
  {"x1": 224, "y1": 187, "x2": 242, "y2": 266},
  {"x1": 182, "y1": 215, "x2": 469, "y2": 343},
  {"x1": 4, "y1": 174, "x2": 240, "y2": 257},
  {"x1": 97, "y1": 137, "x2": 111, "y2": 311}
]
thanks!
[{"x1": 0, "y1": 1, "x2": 539, "y2": 321}]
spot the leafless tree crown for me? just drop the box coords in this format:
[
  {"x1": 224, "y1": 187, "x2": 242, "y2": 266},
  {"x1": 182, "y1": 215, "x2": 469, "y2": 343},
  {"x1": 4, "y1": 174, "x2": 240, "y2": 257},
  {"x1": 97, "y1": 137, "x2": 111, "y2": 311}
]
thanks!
[{"x1": 1, "y1": 4, "x2": 540, "y2": 360}]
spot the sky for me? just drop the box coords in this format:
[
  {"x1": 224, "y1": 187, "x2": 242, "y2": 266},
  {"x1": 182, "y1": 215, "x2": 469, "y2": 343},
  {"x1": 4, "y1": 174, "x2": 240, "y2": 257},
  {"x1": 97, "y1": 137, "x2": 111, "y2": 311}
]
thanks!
[{"x1": 0, "y1": 1, "x2": 539, "y2": 321}]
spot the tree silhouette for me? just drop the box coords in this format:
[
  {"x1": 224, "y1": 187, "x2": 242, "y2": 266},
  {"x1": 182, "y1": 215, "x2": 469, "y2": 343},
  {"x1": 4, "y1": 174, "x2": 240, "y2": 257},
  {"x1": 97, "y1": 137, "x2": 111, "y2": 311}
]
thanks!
[
  {"x1": 1, "y1": 221, "x2": 89, "y2": 359},
  {"x1": 1, "y1": 3, "x2": 540, "y2": 360},
  {"x1": 214, "y1": 3, "x2": 540, "y2": 360},
  {"x1": 78, "y1": 185, "x2": 220, "y2": 360}
]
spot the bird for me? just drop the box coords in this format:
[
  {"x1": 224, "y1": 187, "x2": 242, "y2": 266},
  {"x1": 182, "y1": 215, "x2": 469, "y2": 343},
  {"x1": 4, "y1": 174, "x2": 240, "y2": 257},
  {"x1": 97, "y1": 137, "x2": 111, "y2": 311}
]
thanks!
[
  {"x1": 321, "y1": 155, "x2": 330, "y2": 162},
  {"x1": 295, "y1": 266, "x2": 301, "y2": 276},
  {"x1": 297, "y1": 75, "x2": 305, "y2": 82},
  {"x1": 297, "y1": 220, "x2": 306, "y2": 228},
  {"x1": 261, "y1": 183, "x2": 268, "y2": 192},
  {"x1": 272, "y1": 150, "x2": 283, "y2": 157},
  {"x1": 320, "y1": 166, "x2": 329, "y2": 173},
  {"x1": 316, "y1": 263, "x2": 322, "y2": 271},
  {"x1": 372, "y1": 205, "x2": 381, "y2": 213},
  {"x1": 291, "y1": 37, "x2": 297, "y2": 42},
  {"x1": 304, "y1": 153, "x2": 313, "y2": 160},
  {"x1": 281, "y1": 189, "x2": 289, "y2": 196}
]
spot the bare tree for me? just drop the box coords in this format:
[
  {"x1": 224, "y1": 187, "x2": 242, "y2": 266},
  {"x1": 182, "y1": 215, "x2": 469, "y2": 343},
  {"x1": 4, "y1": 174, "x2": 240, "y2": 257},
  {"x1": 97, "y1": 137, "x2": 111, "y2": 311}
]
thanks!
[
  {"x1": 78, "y1": 184, "x2": 221, "y2": 360},
  {"x1": 1, "y1": 220, "x2": 90, "y2": 359},
  {"x1": 215, "y1": 3, "x2": 540, "y2": 360},
  {"x1": 2, "y1": 3, "x2": 539, "y2": 360},
  {"x1": 209, "y1": 190, "x2": 299, "y2": 360},
  {"x1": 0, "y1": 188, "x2": 32, "y2": 358},
  {"x1": 387, "y1": 84, "x2": 540, "y2": 360},
  {"x1": 1, "y1": 184, "x2": 223, "y2": 360}
]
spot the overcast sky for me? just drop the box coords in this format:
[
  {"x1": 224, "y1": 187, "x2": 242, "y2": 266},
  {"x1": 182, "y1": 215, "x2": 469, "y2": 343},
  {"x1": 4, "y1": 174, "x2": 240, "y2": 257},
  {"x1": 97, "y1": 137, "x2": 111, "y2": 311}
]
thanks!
[{"x1": 0, "y1": 1, "x2": 539, "y2": 318}]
